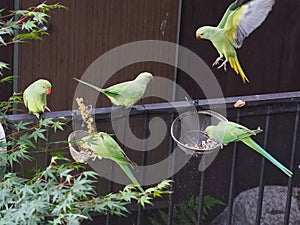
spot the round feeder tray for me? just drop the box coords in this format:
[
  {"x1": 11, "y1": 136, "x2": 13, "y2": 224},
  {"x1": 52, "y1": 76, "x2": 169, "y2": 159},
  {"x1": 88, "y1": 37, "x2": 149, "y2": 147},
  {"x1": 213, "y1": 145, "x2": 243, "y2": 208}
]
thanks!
[
  {"x1": 171, "y1": 110, "x2": 227, "y2": 156},
  {"x1": 68, "y1": 130, "x2": 95, "y2": 163}
]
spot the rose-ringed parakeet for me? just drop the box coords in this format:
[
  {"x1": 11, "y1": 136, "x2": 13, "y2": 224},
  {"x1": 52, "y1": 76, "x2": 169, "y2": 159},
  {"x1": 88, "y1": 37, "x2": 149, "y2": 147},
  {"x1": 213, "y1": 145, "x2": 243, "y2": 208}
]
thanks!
[
  {"x1": 196, "y1": 0, "x2": 275, "y2": 82},
  {"x1": 80, "y1": 132, "x2": 144, "y2": 192},
  {"x1": 205, "y1": 121, "x2": 293, "y2": 177},
  {"x1": 74, "y1": 72, "x2": 153, "y2": 108},
  {"x1": 23, "y1": 79, "x2": 52, "y2": 118}
]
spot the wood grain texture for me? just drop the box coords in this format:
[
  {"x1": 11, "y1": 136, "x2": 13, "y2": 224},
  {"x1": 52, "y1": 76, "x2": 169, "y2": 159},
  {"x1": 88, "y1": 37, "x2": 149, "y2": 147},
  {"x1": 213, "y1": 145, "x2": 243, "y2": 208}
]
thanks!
[
  {"x1": 0, "y1": 0, "x2": 14, "y2": 102},
  {"x1": 17, "y1": 0, "x2": 180, "y2": 111},
  {"x1": 178, "y1": 0, "x2": 300, "y2": 98}
]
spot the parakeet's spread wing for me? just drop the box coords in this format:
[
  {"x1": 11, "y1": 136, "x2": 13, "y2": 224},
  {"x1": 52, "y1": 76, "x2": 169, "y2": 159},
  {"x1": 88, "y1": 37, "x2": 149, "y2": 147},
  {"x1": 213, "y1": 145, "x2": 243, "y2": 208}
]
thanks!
[
  {"x1": 223, "y1": 0, "x2": 275, "y2": 48},
  {"x1": 217, "y1": 1, "x2": 239, "y2": 29}
]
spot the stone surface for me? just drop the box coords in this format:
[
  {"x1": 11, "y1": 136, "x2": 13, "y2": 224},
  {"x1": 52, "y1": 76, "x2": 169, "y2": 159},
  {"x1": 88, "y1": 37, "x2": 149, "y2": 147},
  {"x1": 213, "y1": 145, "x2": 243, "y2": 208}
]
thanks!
[{"x1": 212, "y1": 186, "x2": 300, "y2": 225}]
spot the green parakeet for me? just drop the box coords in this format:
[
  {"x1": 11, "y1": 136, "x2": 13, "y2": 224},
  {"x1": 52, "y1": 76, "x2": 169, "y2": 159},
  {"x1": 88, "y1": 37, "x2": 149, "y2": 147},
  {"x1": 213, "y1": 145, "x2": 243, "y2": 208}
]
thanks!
[
  {"x1": 205, "y1": 121, "x2": 293, "y2": 177},
  {"x1": 74, "y1": 72, "x2": 153, "y2": 108},
  {"x1": 196, "y1": 0, "x2": 275, "y2": 82},
  {"x1": 23, "y1": 79, "x2": 52, "y2": 118},
  {"x1": 80, "y1": 132, "x2": 144, "y2": 192}
]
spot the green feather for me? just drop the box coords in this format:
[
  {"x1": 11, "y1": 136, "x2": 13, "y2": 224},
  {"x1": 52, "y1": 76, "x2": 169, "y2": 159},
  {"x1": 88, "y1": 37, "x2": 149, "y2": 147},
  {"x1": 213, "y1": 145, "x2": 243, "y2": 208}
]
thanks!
[
  {"x1": 196, "y1": 0, "x2": 275, "y2": 82},
  {"x1": 119, "y1": 164, "x2": 144, "y2": 192},
  {"x1": 81, "y1": 132, "x2": 144, "y2": 191},
  {"x1": 205, "y1": 121, "x2": 293, "y2": 177},
  {"x1": 74, "y1": 72, "x2": 153, "y2": 108},
  {"x1": 23, "y1": 79, "x2": 51, "y2": 114},
  {"x1": 217, "y1": 1, "x2": 239, "y2": 29},
  {"x1": 242, "y1": 138, "x2": 293, "y2": 177}
]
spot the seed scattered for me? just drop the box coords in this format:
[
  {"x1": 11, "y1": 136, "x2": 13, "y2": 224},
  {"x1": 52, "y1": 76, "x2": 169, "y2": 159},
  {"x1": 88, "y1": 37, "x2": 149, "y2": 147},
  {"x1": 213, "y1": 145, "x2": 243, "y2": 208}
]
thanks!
[{"x1": 185, "y1": 138, "x2": 219, "y2": 150}]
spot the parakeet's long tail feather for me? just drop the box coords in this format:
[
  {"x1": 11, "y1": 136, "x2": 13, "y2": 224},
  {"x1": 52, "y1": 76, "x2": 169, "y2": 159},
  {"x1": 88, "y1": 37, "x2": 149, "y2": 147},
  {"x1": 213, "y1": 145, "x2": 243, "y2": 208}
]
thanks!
[
  {"x1": 119, "y1": 164, "x2": 144, "y2": 192},
  {"x1": 74, "y1": 78, "x2": 105, "y2": 93},
  {"x1": 242, "y1": 138, "x2": 293, "y2": 177},
  {"x1": 74, "y1": 78, "x2": 120, "y2": 99},
  {"x1": 228, "y1": 57, "x2": 249, "y2": 83}
]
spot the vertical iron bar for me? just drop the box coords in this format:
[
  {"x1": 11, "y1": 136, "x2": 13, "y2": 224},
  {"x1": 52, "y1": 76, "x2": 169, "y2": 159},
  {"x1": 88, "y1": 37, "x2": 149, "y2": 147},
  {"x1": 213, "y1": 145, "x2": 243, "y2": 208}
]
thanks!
[
  {"x1": 105, "y1": 114, "x2": 128, "y2": 225},
  {"x1": 136, "y1": 108, "x2": 150, "y2": 225},
  {"x1": 45, "y1": 125, "x2": 50, "y2": 166},
  {"x1": 13, "y1": 0, "x2": 19, "y2": 114},
  {"x1": 169, "y1": 2, "x2": 183, "y2": 221},
  {"x1": 197, "y1": 169, "x2": 205, "y2": 224},
  {"x1": 226, "y1": 110, "x2": 241, "y2": 225},
  {"x1": 172, "y1": 0, "x2": 182, "y2": 101},
  {"x1": 167, "y1": 113, "x2": 178, "y2": 225},
  {"x1": 283, "y1": 103, "x2": 299, "y2": 224},
  {"x1": 105, "y1": 177, "x2": 114, "y2": 224},
  {"x1": 105, "y1": 162, "x2": 115, "y2": 225},
  {"x1": 107, "y1": 113, "x2": 129, "y2": 224},
  {"x1": 255, "y1": 105, "x2": 271, "y2": 224}
]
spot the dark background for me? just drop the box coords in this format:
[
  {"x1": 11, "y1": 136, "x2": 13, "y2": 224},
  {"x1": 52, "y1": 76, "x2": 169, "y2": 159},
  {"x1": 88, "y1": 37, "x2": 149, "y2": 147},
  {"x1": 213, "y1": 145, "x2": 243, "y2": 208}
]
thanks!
[
  {"x1": 0, "y1": 0, "x2": 299, "y2": 224},
  {"x1": 1, "y1": 0, "x2": 300, "y2": 108}
]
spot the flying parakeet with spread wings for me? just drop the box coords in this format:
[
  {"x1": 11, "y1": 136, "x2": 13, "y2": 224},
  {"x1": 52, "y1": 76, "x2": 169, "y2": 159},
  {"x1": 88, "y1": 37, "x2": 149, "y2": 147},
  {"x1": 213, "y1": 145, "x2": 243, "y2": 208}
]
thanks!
[
  {"x1": 196, "y1": 0, "x2": 275, "y2": 82},
  {"x1": 74, "y1": 72, "x2": 153, "y2": 108},
  {"x1": 205, "y1": 121, "x2": 293, "y2": 177},
  {"x1": 80, "y1": 132, "x2": 144, "y2": 192},
  {"x1": 23, "y1": 79, "x2": 52, "y2": 118}
]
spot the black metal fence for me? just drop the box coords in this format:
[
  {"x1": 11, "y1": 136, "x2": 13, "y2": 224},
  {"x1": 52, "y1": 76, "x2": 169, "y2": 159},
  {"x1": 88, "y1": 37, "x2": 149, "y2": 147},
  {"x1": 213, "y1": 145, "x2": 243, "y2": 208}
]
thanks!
[{"x1": 4, "y1": 91, "x2": 300, "y2": 225}]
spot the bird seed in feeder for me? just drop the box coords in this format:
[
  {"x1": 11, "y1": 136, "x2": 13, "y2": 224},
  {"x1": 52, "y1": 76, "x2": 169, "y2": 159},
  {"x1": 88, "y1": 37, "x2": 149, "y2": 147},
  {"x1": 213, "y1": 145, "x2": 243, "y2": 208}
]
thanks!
[{"x1": 185, "y1": 138, "x2": 219, "y2": 150}]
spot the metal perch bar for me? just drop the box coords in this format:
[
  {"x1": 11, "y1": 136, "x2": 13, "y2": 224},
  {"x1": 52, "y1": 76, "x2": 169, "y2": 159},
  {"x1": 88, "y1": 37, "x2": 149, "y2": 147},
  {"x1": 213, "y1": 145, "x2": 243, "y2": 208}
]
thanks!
[{"x1": 1, "y1": 91, "x2": 300, "y2": 224}]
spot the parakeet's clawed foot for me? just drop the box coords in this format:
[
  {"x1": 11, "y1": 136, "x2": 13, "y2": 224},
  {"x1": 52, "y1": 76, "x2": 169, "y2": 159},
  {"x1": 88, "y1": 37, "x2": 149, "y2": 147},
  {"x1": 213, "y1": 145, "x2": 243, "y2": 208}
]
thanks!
[
  {"x1": 42, "y1": 106, "x2": 51, "y2": 112},
  {"x1": 212, "y1": 56, "x2": 224, "y2": 67},
  {"x1": 44, "y1": 106, "x2": 51, "y2": 112},
  {"x1": 33, "y1": 112, "x2": 40, "y2": 119},
  {"x1": 217, "y1": 60, "x2": 227, "y2": 71}
]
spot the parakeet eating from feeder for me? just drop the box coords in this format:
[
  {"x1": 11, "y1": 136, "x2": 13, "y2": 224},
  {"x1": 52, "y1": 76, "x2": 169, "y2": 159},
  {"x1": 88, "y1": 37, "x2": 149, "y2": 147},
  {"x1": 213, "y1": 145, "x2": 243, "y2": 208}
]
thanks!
[
  {"x1": 80, "y1": 131, "x2": 144, "y2": 192},
  {"x1": 205, "y1": 121, "x2": 293, "y2": 177}
]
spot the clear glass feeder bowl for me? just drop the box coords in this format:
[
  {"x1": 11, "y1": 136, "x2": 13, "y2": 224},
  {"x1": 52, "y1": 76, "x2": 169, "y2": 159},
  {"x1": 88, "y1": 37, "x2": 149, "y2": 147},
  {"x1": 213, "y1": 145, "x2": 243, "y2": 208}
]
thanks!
[
  {"x1": 171, "y1": 110, "x2": 228, "y2": 156},
  {"x1": 68, "y1": 130, "x2": 94, "y2": 163}
]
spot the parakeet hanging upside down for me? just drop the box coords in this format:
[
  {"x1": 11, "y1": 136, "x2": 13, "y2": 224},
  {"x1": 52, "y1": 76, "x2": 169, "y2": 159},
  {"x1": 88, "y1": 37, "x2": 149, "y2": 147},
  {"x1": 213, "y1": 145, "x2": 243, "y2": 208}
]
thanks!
[
  {"x1": 74, "y1": 72, "x2": 153, "y2": 108},
  {"x1": 80, "y1": 132, "x2": 144, "y2": 192},
  {"x1": 205, "y1": 121, "x2": 293, "y2": 177},
  {"x1": 23, "y1": 79, "x2": 52, "y2": 118},
  {"x1": 196, "y1": 0, "x2": 275, "y2": 82}
]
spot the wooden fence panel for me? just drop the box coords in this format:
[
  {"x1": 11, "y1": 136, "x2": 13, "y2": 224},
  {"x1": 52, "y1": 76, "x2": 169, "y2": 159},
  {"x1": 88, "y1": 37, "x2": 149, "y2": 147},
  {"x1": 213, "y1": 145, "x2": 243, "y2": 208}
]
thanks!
[
  {"x1": 178, "y1": 0, "x2": 300, "y2": 99},
  {"x1": 17, "y1": 0, "x2": 180, "y2": 111},
  {"x1": 0, "y1": 0, "x2": 14, "y2": 102}
]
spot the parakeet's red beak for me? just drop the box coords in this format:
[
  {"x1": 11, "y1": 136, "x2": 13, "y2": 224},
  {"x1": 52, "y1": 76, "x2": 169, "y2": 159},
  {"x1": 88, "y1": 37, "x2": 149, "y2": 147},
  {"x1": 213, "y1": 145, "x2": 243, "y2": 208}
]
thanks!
[
  {"x1": 196, "y1": 34, "x2": 201, "y2": 40},
  {"x1": 46, "y1": 88, "x2": 51, "y2": 95}
]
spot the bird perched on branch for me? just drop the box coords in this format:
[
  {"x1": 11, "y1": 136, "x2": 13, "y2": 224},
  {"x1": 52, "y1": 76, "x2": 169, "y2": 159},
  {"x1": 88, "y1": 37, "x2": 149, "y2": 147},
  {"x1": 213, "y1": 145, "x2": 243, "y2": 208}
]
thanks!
[
  {"x1": 196, "y1": 0, "x2": 275, "y2": 82},
  {"x1": 74, "y1": 72, "x2": 153, "y2": 108},
  {"x1": 23, "y1": 79, "x2": 52, "y2": 118},
  {"x1": 205, "y1": 121, "x2": 293, "y2": 177}
]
